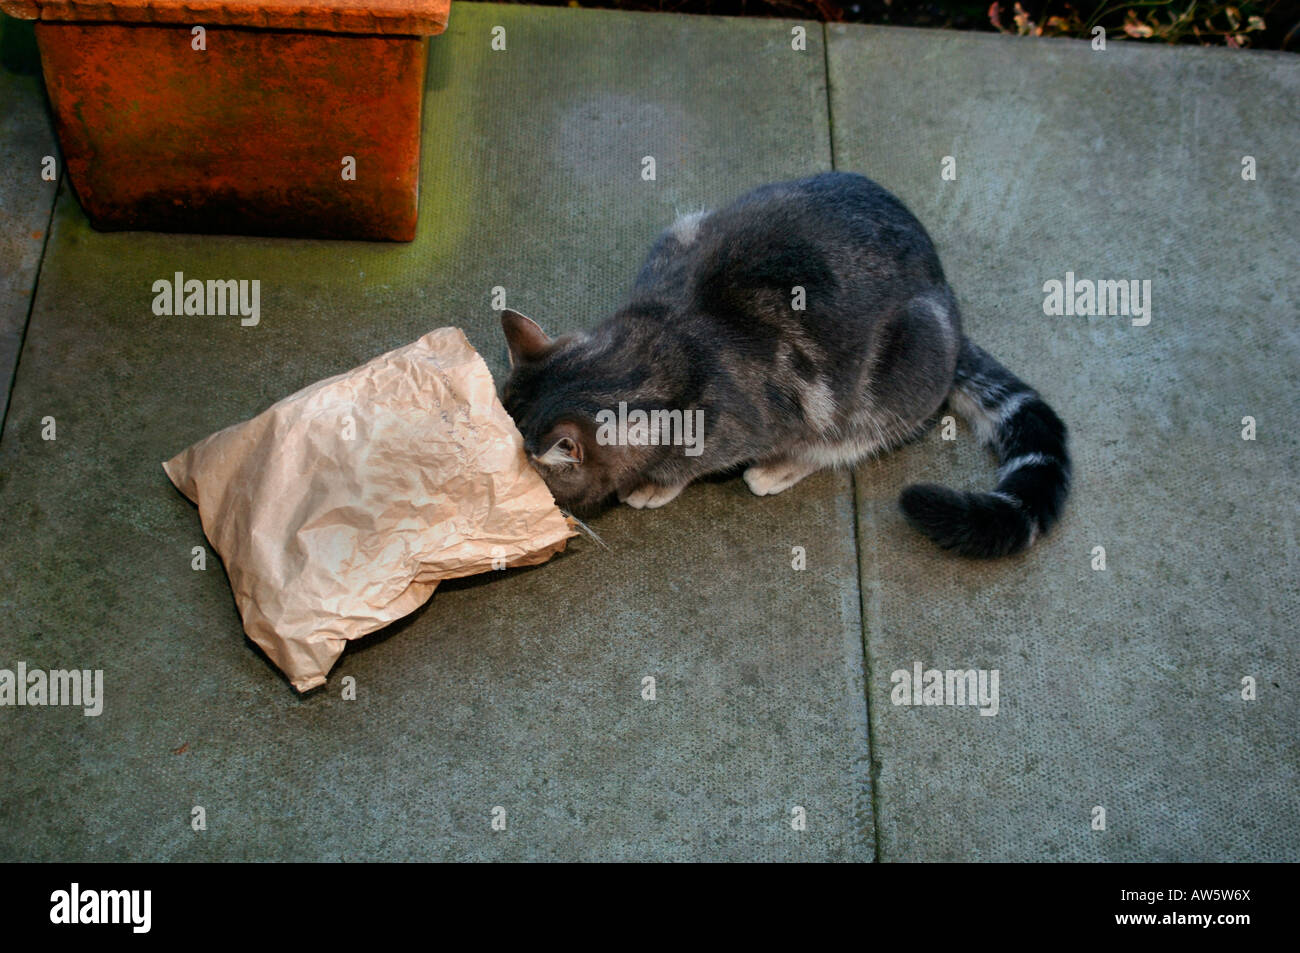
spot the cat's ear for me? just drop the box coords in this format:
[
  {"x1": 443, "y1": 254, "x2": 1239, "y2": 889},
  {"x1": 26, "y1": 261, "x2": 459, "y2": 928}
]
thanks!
[
  {"x1": 501, "y1": 309, "x2": 552, "y2": 367},
  {"x1": 536, "y1": 421, "x2": 585, "y2": 467}
]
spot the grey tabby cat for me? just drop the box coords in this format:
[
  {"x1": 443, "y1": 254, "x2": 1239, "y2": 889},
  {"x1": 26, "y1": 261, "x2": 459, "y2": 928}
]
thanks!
[{"x1": 500, "y1": 172, "x2": 1069, "y2": 557}]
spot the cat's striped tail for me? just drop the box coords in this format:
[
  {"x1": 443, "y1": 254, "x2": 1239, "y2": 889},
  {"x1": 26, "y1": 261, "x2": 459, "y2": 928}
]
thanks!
[{"x1": 899, "y1": 338, "x2": 1071, "y2": 558}]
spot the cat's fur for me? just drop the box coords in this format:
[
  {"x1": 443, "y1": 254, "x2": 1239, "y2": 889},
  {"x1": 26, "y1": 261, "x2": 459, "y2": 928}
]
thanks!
[{"x1": 500, "y1": 172, "x2": 1069, "y2": 558}]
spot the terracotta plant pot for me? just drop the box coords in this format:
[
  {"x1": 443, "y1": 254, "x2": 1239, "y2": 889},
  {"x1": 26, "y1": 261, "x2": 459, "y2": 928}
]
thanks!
[{"x1": 1, "y1": 0, "x2": 452, "y2": 241}]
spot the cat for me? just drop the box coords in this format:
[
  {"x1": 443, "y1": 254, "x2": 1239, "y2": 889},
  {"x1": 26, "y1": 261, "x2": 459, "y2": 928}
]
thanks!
[{"x1": 499, "y1": 171, "x2": 1069, "y2": 558}]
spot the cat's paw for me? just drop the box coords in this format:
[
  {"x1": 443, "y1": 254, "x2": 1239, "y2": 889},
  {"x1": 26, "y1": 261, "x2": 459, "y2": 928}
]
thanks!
[
  {"x1": 744, "y1": 460, "x2": 818, "y2": 497},
  {"x1": 619, "y1": 481, "x2": 687, "y2": 509}
]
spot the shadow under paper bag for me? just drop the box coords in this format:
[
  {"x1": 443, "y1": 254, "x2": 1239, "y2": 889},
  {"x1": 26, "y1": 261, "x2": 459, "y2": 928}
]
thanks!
[{"x1": 163, "y1": 327, "x2": 576, "y2": 692}]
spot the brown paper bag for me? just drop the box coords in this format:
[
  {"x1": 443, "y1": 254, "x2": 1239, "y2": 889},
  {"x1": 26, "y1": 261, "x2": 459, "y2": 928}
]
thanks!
[{"x1": 163, "y1": 327, "x2": 575, "y2": 692}]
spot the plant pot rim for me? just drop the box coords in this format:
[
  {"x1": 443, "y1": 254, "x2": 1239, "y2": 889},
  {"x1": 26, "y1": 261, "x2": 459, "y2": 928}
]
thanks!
[{"x1": 0, "y1": 0, "x2": 451, "y2": 35}]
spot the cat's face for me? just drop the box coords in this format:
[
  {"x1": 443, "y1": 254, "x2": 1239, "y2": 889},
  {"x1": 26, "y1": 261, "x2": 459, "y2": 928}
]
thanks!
[{"x1": 499, "y1": 310, "x2": 628, "y2": 513}]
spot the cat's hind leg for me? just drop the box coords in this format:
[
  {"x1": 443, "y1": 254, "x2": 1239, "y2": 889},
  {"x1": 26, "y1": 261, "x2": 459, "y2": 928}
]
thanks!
[
  {"x1": 744, "y1": 422, "x2": 921, "y2": 498},
  {"x1": 743, "y1": 458, "x2": 820, "y2": 497},
  {"x1": 619, "y1": 481, "x2": 689, "y2": 509}
]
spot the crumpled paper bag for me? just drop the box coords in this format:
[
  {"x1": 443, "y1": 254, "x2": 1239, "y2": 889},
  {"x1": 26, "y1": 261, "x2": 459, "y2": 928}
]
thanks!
[{"x1": 163, "y1": 327, "x2": 575, "y2": 692}]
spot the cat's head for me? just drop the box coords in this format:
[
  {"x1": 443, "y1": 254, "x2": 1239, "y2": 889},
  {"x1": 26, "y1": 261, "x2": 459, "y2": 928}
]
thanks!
[{"x1": 498, "y1": 309, "x2": 631, "y2": 513}]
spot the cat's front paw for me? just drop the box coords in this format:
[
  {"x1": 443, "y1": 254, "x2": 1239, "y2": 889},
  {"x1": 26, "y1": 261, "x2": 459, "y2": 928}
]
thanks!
[{"x1": 619, "y1": 482, "x2": 687, "y2": 509}]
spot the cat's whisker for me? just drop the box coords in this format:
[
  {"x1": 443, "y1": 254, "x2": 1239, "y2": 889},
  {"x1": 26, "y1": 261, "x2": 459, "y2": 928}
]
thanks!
[{"x1": 561, "y1": 510, "x2": 610, "y2": 550}]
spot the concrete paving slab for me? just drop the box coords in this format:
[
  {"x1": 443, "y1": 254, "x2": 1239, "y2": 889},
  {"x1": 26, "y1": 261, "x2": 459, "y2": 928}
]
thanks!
[
  {"x1": 828, "y1": 26, "x2": 1299, "y2": 860},
  {"x1": 0, "y1": 15, "x2": 60, "y2": 430},
  {"x1": 0, "y1": 5, "x2": 873, "y2": 861}
]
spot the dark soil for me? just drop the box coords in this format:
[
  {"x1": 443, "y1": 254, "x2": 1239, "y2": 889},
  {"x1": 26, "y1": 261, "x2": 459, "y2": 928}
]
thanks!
[{"x1": 494, "y1": 0, "x2": 1300, "y2": 51}]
